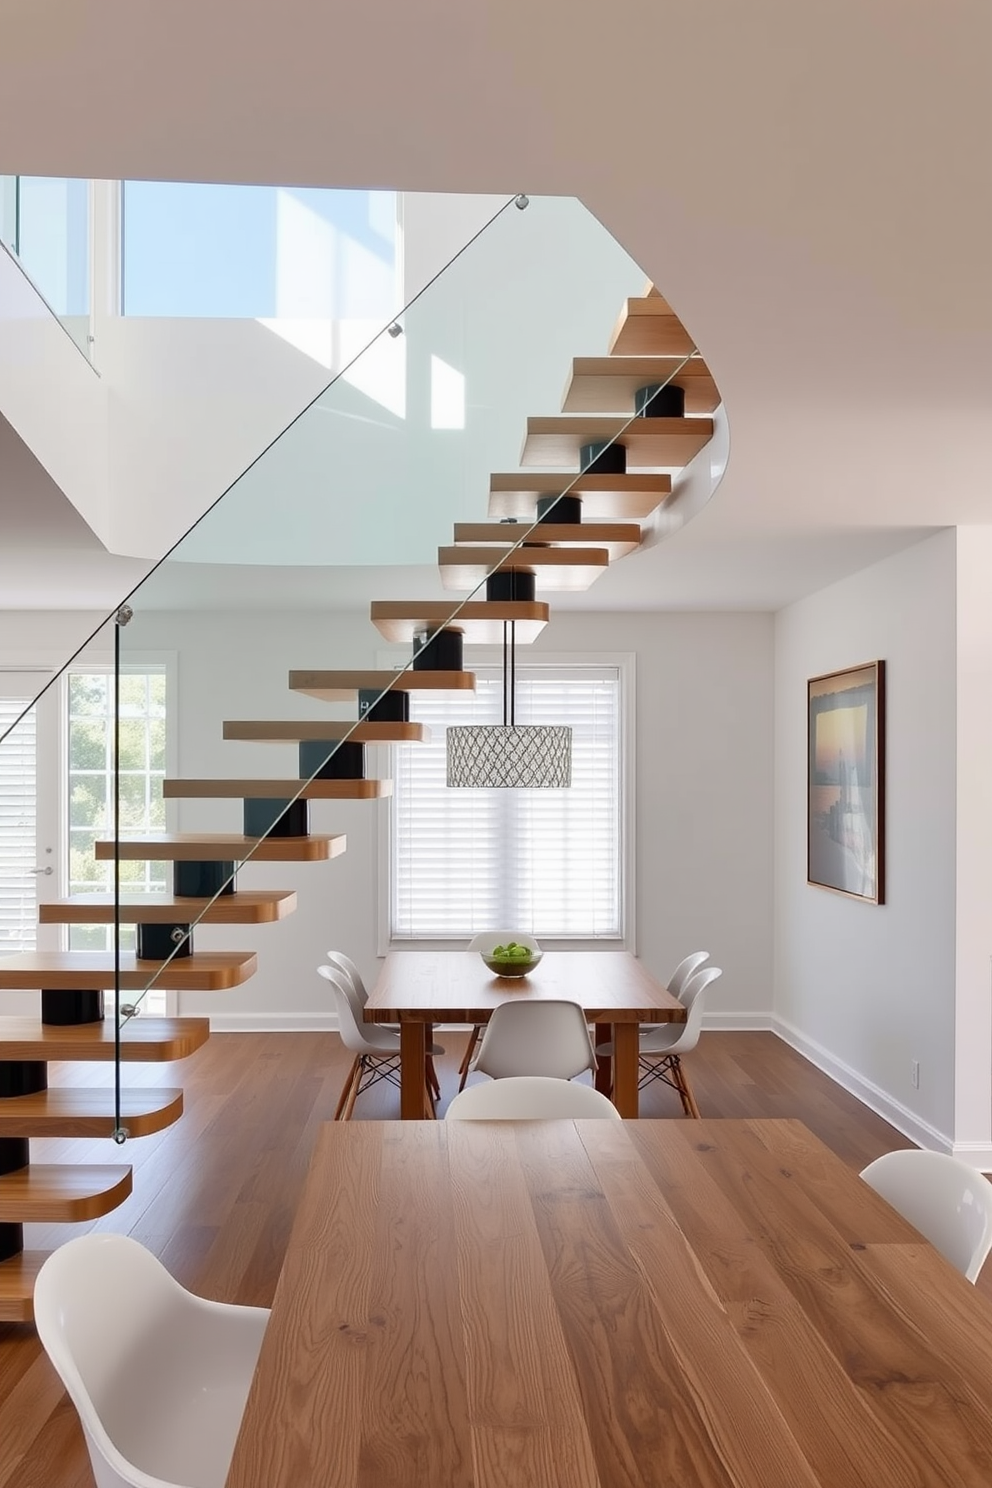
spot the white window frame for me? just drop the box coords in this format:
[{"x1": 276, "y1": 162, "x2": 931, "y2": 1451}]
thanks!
[
  {"x1": 61, "y1": 648, "x2": 179, "y2": 1014},
  {"x1": 376, "y1": 649, "x2": 635, "y2": 953}
]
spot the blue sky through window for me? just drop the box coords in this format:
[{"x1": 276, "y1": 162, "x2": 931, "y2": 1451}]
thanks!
[{"x1": 121, "y1": 182, "x2": 397, "y2": 318}]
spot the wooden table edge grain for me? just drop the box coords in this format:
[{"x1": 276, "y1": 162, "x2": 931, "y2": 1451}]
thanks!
[{"x1": 226, "y1": 1118, "x2": 992, "y2": 1488}]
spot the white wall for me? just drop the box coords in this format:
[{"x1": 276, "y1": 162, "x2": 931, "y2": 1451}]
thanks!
[
  {"x1": 118, "y1": 605, "x2": 775, "y2": 1028},
  {"x1": 0, "y1": 246, "x2": 110, "y2": 546},
  {"x1": 953, "y1": 527, "x2": 992, "y2": 1166},
  {"x1": 774, "y1": 531, "x2": 957, "y2": 1149}
]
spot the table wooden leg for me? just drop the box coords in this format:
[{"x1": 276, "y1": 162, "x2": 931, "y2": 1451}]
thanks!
[
  {"x1": 399, "y1": 1022, "x2": 427, "y2": 1120},
  {"x1": 612, "y1": 1023, "x2": 640, "y2": 1118},
  {"x1": 594, "y1": 1021, "x2": 613, "y2": 1096}
]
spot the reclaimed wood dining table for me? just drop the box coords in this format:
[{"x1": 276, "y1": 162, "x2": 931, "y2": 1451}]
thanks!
[
  {"x1": 363, "y1": 949, "x2": 685, "y2": 1118},
  {"x1": 226, "y1": 1116, "x2": 992, "y2": 1488}
]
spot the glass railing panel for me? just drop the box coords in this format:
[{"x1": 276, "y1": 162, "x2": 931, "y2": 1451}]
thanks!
[
  {"x1": 3, "y1": 175, "x2": 93, "y2": 361},
  {"x1": 113, "y1": 191, "x2": 660, "y2": 1040}
]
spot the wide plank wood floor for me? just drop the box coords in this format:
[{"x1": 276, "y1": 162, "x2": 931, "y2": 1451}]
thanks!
[{"x1": 0, "y1": 1029, "x2": 954, "y2": 1486}]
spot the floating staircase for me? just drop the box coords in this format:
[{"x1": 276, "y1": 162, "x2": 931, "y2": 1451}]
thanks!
[{"x1": 0, "y1": 281, "x2": 719, "y2": 1320}]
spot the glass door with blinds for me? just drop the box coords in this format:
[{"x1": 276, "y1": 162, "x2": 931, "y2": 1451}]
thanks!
[
  {"x1": 389, "y1": 663, "x2": 626, "y2": 944},
  {"x1": 0, "y1": 672, "x2": 59, "y2": 958}
]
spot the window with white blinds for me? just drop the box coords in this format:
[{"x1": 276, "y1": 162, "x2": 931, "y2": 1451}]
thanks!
[
  {"x1": 0, "y1": 698, "x2": 37, "y2": 953},
  {"x1": 390, "y1": 666, "x2": 624, "y2": 940}
]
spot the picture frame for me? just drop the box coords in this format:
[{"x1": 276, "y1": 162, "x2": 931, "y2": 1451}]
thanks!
[{"x1": 807, "y1": 660, "x2": 885, "y2": 904}]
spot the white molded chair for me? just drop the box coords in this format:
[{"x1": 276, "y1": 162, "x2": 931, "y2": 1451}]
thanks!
[
  {"x1": 446, "y1": 1074, "x2": 620, "y2": 1121},
  {"x1": 318, "y1": 963, "x2": 406, "y2": 1119},
  {"x1": 668, "y1": 950, "x2": 710, "y2": 1001},
  {"x1": 598, "y1": 965, "x2": 722, "y2": 1118},
  {"x1": 860, "y1": 1149, "x2": 992, "y2": 1283},
  {"x1": 470, "y1": 998, "x2": 597, "y2": 1082},
  {"x1": 34, "y1": 1233, "x2": 269, "y2": 1488},
  {"x1": 324, "y1": 950, "x2": 443, "y2": 1101},
  {"x1": 459, "y1": 932, "x2": 541, "y2": 1091}
]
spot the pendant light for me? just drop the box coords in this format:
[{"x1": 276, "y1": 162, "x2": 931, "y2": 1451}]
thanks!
[{"x1": 446, "y1": 621, "x2": 572, "y2": 789}]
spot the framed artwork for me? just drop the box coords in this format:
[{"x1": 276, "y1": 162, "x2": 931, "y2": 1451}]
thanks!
[{"x1": 807, "y1": 660, "x2": 885, "y2": 904}]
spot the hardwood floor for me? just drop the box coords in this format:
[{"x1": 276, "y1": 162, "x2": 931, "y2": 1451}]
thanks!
[{"x1": 0, "y1": 1029, "x2": 943, "y2": 1486}]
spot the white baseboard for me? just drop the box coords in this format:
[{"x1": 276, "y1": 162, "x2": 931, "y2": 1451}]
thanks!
[
  {"x1": 207, "y1": 1013, "x2": 339, "y2": 1033},
  {"x1": 950, "y1": 1140, "x2": 992, "y2": 1170},
  {"x1": 703, "y1": 1011, "x2": 773, "y2": 1032},
  {"x1": 772, "y1": 1013, "x2": 955, "y2": 1157}
]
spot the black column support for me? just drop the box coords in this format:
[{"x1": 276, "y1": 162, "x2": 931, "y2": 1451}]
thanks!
[
  {"x1": 299, "y1": 740, "x2": 366, "y2": 781},
  {"x1": 41, "y1": 989, "x2": 105, "y2": 1025},
  {"x1": 634, "y1": 382, "x2": 685, "y2": 418},
  {"x1": 359, "y1": 689, "x2": 410, "y2": 723},
  {"x1": 174, "y1": 860, "x2": 236, "y2": 897},
  {"x1": 412, "y1": 628, "x2": 464, "y2": 671},
  {"x1": 244, "y1": 798, "x2": 311, "y2": 838},
  {"x1": 136, "y1": 922, "x2": 192, "y2": 960}
]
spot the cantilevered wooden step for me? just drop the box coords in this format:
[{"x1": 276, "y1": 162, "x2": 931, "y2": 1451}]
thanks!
[
  {"x1": 0, "y1": 1016, "x2": 210, "y2": 1062},
  {"x1": 0, "y1": 1087, "x2": 184, "y2": 1137},
  {"x1": 289, "y1": 669, "x2": 475, "y2": 701},
  {"x1": 370, "y1": 601, "x2": 549, "y2": 645},
  {"x1": 562, "y1": 356, "x2": 719, "y2": 415},
  {"x1": 162, "y1": 778, "x2": 392, "y2": 801},
  {"x1": 0, "y1": 1164, "x2": 132, "y2": 1222},
  {"x1": 521, "y1": 416, "x2": 713, "y2": 470},
  {"x1": 437, "y1": 545, "x2": 610, "y2": 592},
  {"x1": 453, "y1": 521, "x2": 642, "y2": 560},
  {"x1": 489, "y1": 472, "x2": 672, "y2": 521},
  {"x1": 96, "y1": 833, "x2": 347, "y2": 863},
  {"x1": 0, "y1": 950, "x2": 257, "y2": 991},
  {"x1": 608, "y1": 298, "x2": 696, "y2": 356},
  {"x1": 41, "y1": 890, "x2": 297, "y2": 926},
  {"x1": 0, "y1": 1251, "x2": 49, "y2": 1322},
  {"x1": 224, "y1": 720, "x2": 430, "y2": 744}
]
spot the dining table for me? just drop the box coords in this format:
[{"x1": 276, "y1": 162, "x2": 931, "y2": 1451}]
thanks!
[
  {"x1": 363, "y1": 949, "x2": 685, "y2": 1118},
  {"x1": 226, "y1": 1116, "x2": 992, "y2": 1487}
]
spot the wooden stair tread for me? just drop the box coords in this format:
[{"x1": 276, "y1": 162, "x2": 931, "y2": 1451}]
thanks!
[
  {"x1": 96, "y1": 833, "x2": 347, "y2": 862},
  {"x1": 608, "y1": 298, "x2": 696, "y2": 356},
  {"x1": 223, "y1": 720, "x2": 429, "y2": 743},
  {"x1": 0, "y1": 1087, "x2": 184, "y2": 1137},
  {"x1": 0, "y1": 1251, "x2": 49, "y2": 1323},
  {"x1": 0, "y1": 950, "x2": 257, "y2": 990},
  {"x1": 0, "y1": 1164, "x2": 132, "y2": 1222},
  {"x1": 0, "y1": 1016, "x2": 210, "y2": 1062},
  {"x1": 41, "y1": 890, "x2": 298, "y2": 925},
  {"x1": 161, "y1": 778, "x2": 392, "y2": 800},
  {"x1": 289, "y1": 669, "x2": 475, "y2": 700},
  {"x1": 563, "y1": 356, "x2": 719, "y2": 415},
  {"x1": 370, "y1": 601, "x2": 549, "y2": 646},
  {"x1": 521, "y1": 416, "x2": 714, "y2": 470},
  {"x1": 453, "y1": 521, "x2": 641, "y2": 559},
  {"x1": 438, "y1": 545, "x2": 611, "y2": 592},
  {"x1": 488, "y1": 472, "x2": 672, "y2": 520}
]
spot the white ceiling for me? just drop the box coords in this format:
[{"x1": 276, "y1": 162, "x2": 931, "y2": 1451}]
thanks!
[{"x1": 0, "y1": 0, "x2": 988, "y2": 614}]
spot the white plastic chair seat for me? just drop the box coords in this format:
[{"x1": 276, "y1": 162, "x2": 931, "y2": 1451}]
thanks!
[
  {"x1": 324, "y1": 951, "x2": 444, "y2": 1056},
  {"x1": 34, "y1": 1233, "x2": 269, "y2": 1488},
  {"x1": 860, "y1": 1149, "x2": 992, "y2": 1283},
  {"x1": 470, "y1": 998, "x2": 597, "y2": 1082},
  {"x1": 446, "y1": 1075, "x2": 620, "y2": 1121}
]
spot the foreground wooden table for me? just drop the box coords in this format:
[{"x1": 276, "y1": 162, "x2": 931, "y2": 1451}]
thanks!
[
  {"x1": 364, "y1": 950, "x2": 684, "y2": 1118},
  {"x1": 227, "y1": 1118, "x2": 992, "y2": 1487}
]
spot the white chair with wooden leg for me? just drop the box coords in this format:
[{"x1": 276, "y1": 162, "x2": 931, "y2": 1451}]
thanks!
[
  {"x1": 860, "y1": 1149, "x2": 992, "y2": 1283},
  {"x1": 460, "y1": 932, "x2": 541, "y2": 1091},
  {"x1": 598, "y1": 966, "x2": 722, "y2": 1118},
  {"x1": 324, "y1": 951, "x2": 444, "y2": 1103},
  {"x1": 34, "y1": 1232, "x2": 270, "y2": 1488}
]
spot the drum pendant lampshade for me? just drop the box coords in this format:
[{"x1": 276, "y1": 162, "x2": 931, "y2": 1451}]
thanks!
[
  {"x1": 445, "y1": 616, "x2": 572, "y2": 789},
  {"x1": 446, "y1": 723, "x2": 572, "y2": 788}
]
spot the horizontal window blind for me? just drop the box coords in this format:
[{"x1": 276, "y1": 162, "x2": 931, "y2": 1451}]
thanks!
[
  {"x1": 391, "y1": 667, "x2": 622, "y2": 939},
  {"x1": 0, "y1": 699, "x2": 36, "y2": 953}
]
